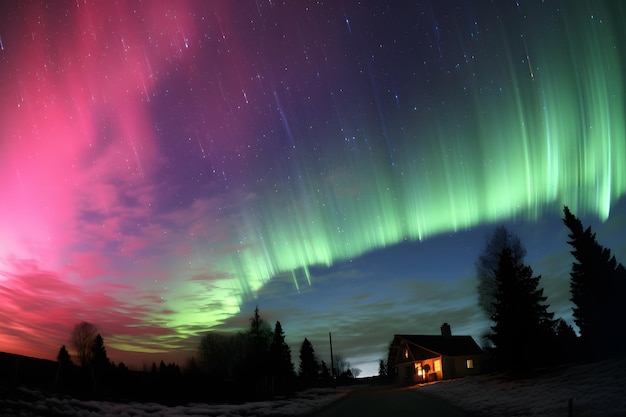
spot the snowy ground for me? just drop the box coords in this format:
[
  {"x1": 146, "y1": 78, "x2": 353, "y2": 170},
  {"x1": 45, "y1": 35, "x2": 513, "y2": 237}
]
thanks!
[
  {"x1": 2, "y1": 359, "x2": 624, "y2": 417},
  {"x1": 419, "y1": 358, "x2": 626, "y2": 417},
  {"x1": 0, "y1": 387, "x2": 348, "y2": 417}
]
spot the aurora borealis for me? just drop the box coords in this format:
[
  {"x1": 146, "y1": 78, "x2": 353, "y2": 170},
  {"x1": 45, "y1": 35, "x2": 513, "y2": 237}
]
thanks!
[{"x1": 1, "y1": 0, "x2": 626, "y2": 376}]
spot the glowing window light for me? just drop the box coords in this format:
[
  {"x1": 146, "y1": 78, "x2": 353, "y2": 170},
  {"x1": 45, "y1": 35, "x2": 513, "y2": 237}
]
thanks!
[{"x1": 415, "y1": 363, "x2": 422, "y2": 376}]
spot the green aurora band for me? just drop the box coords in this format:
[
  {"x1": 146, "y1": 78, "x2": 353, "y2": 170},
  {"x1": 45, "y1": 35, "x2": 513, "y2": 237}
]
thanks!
[{"x1": 162, "y1": 3, "x2": 626, "y2": 338}]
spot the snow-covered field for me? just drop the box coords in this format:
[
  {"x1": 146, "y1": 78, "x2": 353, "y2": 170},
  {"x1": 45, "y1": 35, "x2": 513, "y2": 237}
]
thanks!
[
  {"x1": 419, "y1": 358, "x2": 626, "y2": 417},
  {"x1": 0, "y1": 387, "x2": 348, "y2": 417},
  {"x1": 2, "y1": 359, "x2": 624, "y2": 416}
]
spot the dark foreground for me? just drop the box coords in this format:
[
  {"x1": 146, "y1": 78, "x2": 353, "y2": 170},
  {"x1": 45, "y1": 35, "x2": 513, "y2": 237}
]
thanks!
[{"x1": 312, "y1": 385, "x2": 469, "y2": 417}]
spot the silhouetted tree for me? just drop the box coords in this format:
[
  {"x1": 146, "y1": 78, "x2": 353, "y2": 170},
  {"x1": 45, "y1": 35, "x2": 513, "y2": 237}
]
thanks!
[
  {"x1": 243, "y1": 306, "x2": 274, "y2": 395},
  {"x1": 71, "y1": 321, "x2": 98, "y2": 368},
  {"x1": 563, "y1": 206, "x2": 626, "y2": 358},
  {"x1": 332, "y1": 354, "x2": 352, "y2": 380},
  {"x1": 57, "y1": 345, "x2": 72, "y2": 366},
  {"x1": 378, "y1": 358, "x2": 387, "y2": 378},
  {"x1": 55, "y1": 345, "x2": 73, "y2": 387},
  {"x1": 385, "y1": 342, "x2": 397, "y2": 381},
  {"x1": 155, "y1": 361, "x2": 181, "y2": 378},
  {"x1": 549, "y1": 318, "x2": 580, "y2": 364},
  {"x1": 151, "y1": 362, "x2": 158, "y2": 374},
  {"x1": 244, "y1": 306, "x2": 273, "y2": 375},
  {"x1": 488, "y1": 247, "x2": 556, "y2": 371},
  {"x1": 268, "y1": 321, "x2": 295, "y2": 393},
  {"x1": 88, "y1": 333, "x2": 112, "y2": 395},
  {"x1": 248, "y1": 305, "x2": 273, "y2": 352},
  {"x1": 117, "y1": 362, "x2": 128, "y2": 372},
  {"x1": 199, "y1": 306, "x2": 275, "y2": 398},
  {"x1": 198, "y1": 332, "x2": 235, "y2": 378},
  {"x1": 477, "y1": 226, "x2": 527, "y2": 319},
  {"x1": 184, "y1": 356, "x2": 200, "y2": 376},
  {"x1": 298, "y1": 338, "x2": 319, "y2": 383},
  {"x1": 91, "y1": 334, "x2": 111, "y2": 372}
]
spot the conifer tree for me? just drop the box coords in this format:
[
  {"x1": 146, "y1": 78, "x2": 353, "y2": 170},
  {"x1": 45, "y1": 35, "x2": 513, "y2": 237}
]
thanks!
[
  {"x1": 378, "y1": 359, "x2": 387, "y2": 378},
  {"x1": 476, "y1": 226, "x2": 527, "y2": 319},
  {"x1": 91, "y1": 334, "x2": 111, "y2": 372},
  {"x1": 549, "y1": 318, "x2": 579, "y2": 364},
  {"x1": 248, "y1": 305, "x2": 273, "y2": 353},
  {"x1": 269, "y1": 321, "x2": 295, "y2": 389},
  {"x1": 298, "y1": 338, "x2": 319, "y2": 383},
  {"x1": 231, "y1": 305, "x2": 275, "y2": 395},
  {"x1": 55, "y1": 345, "x2": 73, "y2": 387},
  {"x1": 57, "y1": 345, "x2": 72, "y2": 366},
  {"x1": 562, "y1": 206, "x2": 626, "y2": 357},
  {"x1": 489, "y1": 247, "x2": 555, "y2": 371}
]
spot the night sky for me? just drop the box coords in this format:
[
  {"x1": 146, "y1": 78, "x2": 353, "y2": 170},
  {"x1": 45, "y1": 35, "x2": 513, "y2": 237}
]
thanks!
[{"x1": 1, "y1": 0, "x2": 626, "y2": 377}]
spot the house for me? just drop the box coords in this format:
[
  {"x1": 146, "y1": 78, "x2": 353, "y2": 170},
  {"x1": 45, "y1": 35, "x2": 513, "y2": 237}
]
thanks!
[{"x1": 388, "y1": 323, "x2": 485, "y2": 384}]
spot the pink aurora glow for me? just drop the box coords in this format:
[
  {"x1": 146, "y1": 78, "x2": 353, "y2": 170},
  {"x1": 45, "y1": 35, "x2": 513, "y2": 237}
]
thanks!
[{"x1": 0, "y1": 1, "x2": 217, "y2": 364}]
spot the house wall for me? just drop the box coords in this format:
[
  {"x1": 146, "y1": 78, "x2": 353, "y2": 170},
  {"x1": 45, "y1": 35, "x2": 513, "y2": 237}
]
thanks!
[
  {"x1": 399, "y1": 363, "x2": 415, "y2": 384},
  {"x1": 442, "y1": 355, "x2": 484, "y2": 379},
  {"x1": 442, "y1": 356, "x2": 457, "y2": 379},
  {"x1": 464, "y1": 354, "x2": 484, "y2": 376}
]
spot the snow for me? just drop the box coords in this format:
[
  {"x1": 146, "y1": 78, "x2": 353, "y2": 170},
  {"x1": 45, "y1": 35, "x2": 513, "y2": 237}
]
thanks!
[
  {"x1": 0, "y1": 387, "x2": 348, "y2": 417},
  {"x1": 418, "y1": 358, "x2": 626, "y2": 417},
  {"x1": 2, "y1": 359, "x2": 624, "y2": 416}
]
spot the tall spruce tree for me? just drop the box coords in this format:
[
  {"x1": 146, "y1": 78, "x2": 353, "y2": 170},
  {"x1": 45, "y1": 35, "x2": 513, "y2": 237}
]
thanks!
[
  {"x1": 91, "y1": 334, "x2": 111, "y2": 372},
  {"x1": 298, "y1": 338, "x2": 319, "y2": 383},
  {"x1": 55, "y1": 345, "x2": 73, "y2": 387},
  {"x1": 378, "y1": 359, "x2": 387, "y2": 378},
  {"x1": 477, "y1": 226, "x2": 527, "y2": 320},
  {"x1": 248, "y1": 305, "x2": 273, "y2": 353},
  {"x1": 489, "y1": 247, "x2": 555, "y2": 371},
  {"x1": 268, "y1": 321, "x2": 295, "y2": 389},
  {"x1": 240, "y1": 306, "x2": 274, "y2": 393},
  {"x1": 57, "y1": 345, "x2": 72, "y2": 366},
  {"x1": 562, "y1": 206, "x2": 626, "y2": 357}
]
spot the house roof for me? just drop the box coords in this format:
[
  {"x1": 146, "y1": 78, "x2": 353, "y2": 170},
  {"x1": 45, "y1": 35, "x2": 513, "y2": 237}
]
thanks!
[{"x1": 395, "y1": 334, "x2": 484, "y2": 357}]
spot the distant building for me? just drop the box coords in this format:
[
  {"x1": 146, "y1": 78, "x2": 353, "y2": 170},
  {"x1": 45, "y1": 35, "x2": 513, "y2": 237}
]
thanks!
[{"x1": 388, "y1": 323, "x2": 485, "y2": 384}]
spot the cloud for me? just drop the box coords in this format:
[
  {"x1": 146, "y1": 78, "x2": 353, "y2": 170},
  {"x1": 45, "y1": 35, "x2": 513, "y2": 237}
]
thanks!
[{"x1": 0, "y1": 259, "x2": 184, "y2": 361}]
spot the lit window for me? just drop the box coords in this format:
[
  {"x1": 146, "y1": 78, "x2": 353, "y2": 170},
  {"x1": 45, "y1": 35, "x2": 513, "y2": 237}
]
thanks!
[
  {"x1": 404, "y1": 349, "x2": 409, "y2": 359},
  {"x1": 434, "y1": 359, "x2": 441, "y2": 372},
  {"x1": 466, "y1": 359, "x2": 474, "y2": 369}
]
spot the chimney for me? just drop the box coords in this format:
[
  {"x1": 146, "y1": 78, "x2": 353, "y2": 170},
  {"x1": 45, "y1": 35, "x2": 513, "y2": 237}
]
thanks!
[{"x1": 441, "y1": 323, "x2": 451, "y2": 338}]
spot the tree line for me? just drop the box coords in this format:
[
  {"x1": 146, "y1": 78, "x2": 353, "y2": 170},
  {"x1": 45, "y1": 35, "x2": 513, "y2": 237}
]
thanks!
[
  {"x1": 53, "y1": 321, "x2": 186, "y2": 402},
  {"x1": 476, "y1": 206, "x2": 626, "y2": 373},
  {"x1": 51, "y1": 306, "x2": 358, "y2": 403}
]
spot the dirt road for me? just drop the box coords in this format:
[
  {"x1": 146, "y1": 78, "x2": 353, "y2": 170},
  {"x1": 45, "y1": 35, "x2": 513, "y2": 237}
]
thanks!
[{"x1": 312, "y1": 385, "x2": 469, "y2": 417}]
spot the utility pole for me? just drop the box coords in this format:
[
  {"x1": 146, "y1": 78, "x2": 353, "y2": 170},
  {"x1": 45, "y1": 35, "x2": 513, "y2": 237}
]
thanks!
[{"x1": 329, "y1": 331, "x2": 335, "y2": 388}]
